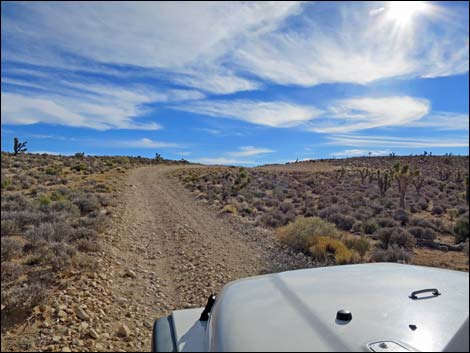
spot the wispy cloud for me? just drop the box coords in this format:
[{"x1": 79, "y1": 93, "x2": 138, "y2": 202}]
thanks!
[
  {"x1": 193, "y1": 157, "x2": 256, "y2": 166},
  {"x1": 3, "y1": 2, "x2": 465, "y2": 93},
  {"x1": 330, "y1": 149, "x2": 392, "y2": 157},
  {"x1": 328, "y1": 134, "x2": 469, "y2": 148},
  {"x1": 309, "y1": 96, "x2": 430, "y2": 133},
  {"x1": 404, "y1": 112, "x2": 469, "y2": 131},
  {"x1": 228, "y1": 146, "x2": 275, "y2": 157},
  {"x1": 175, "y1": 100, "x2": 322, "y2": 128},
  {"x1": 117, "y1": 138, "x2": 184, "y2": 149},
  {"x1": 1, "y1": 74, "x2": 204, "y2": 130}
]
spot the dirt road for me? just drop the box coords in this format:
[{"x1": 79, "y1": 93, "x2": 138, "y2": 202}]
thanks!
[{"x1": 99, "y1": 166, "x2": 311, "y2": 351}]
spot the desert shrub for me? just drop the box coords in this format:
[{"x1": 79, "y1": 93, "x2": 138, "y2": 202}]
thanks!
[
  {"x1": 371, "y1": 245, "x2": 413, "y2": 263},
  {"x1": 1, "y1": 261, "x2": 24, "y2": 281},
  {"x1": 222, "y1": 204, "x2": 238, "y2": 215},
  {"x1": 71, "y1": 162, "x2": 88, "y2": 172},
  {"x1": 75, "y1": 239, "x2": 101, "y2": 253},
  {"x1": 417, "y1": 200, "x2": 428, "y2": 210},
  {"x1": 1, "y1": 176, "x2": 12, "y2": 189},
  {"x1": 276, "y1": 216, "x2": 339, "y2": 253},
  {"x1": 362, "y1": 220, "x2": 378, "y2": 234},
  {"x1": 37, "y1": 194, "x2": 52, "y2": 206},
  {"x1": 2, "y1": 282, "x2": 47, "y2": 311},
  {"x1": 26, "y1": 222, "x2": 74, "y2": 243},
  {"x1": 48, "y1": 242, "x2": 77, "y2": 272},
  {"x1": 1, "y1": 237, "x2": 23, "y2": 261},
  {"x1": 376, "y1": 227, "x2": 416, "y2": 250},
  {"x1": 343, "y1": 236, "x2": 370, "y2": 259},
  {"x1": 393, "y1": 209, "x2": 409, "y2": 226},
  {"x1": 1, "y1": 220, "x2": 18, "y2": 237},
  {"x1": 454, "y1": 215, "x2": 469, "y2": 243},
  {"x1": 310, "y1": 236, "x2": 358, "y2": 265},
  {"x1": 71, "y1": 227, "x2": 97, "y2": 241},
  {"x1": 45, "y1": 166, "x2": 61, "y2": 175},
  {"x1": 329, "y1": 213, "x2": 355, "y2": 231},
  {"x1": 376, "y1": 217, "x2": 397, "y2": 228},
  {"x1": 351, "y1": 221, "x2": 363, "y2": 233},
  {"x1": 72, "y1": 193, "x2": 100, "y2": 214},
  {"x1": 279, "y1": 202, "x2": 294, "y2": 214},
  {"x1": 408, "y1": 226, "x2": 436, "y2": 241},
  {"x1": 431, "y1": 205, "x2": 445, "y2": 215}
]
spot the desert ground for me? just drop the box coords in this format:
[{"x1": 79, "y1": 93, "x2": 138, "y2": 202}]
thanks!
[{"x1": 1, "y1": 153, "x2": 468, "y2": 352}]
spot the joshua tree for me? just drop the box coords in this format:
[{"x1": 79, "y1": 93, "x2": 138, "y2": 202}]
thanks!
[
  {"x1": 359, "y1": 168, "x2": 370, "y2": 184},
  {"x1": 13, "y1": 137, "x2": 27, "y2": 155},
  {"x1": 411, "y1": 168, "x2": 424, "y2": 195},
  {"x1": 155, "y1": 153, "x2": 164, "y2": 163},
  {"x1": 455, "y1": 169, "x2": 464, "y2": 183},
  {"x1": 377, "y1": 170, "x2": 392, "y2": 197},
  {"x1": 393, "y1": 162, "x2": 414, "y2": 209},
  {"x1": 439, "y1": 167, "x2": 451, "y2": 181},
  {"x1": 335, "y1": 167, "x2": 346, "y2": 183}
]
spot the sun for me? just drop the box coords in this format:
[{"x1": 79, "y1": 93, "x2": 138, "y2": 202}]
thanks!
[{"x1": 387, "y1": 1, "x2": 428, "y2": 24}]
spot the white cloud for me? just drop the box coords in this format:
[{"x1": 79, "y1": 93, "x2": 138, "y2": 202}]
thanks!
[
  {"x1": 193, "y1": 157, "x2": 256, "y2": 166},
  {"x1": 3, "y1": 1, "x2": 466, "y2": 94},
  {"x1": 118, "y1": 138, "x2": 183, "y2": 149},
  {"x1": 328, "y1": 134, "x2": 469, "y2": 148},
  {"x1": 308, "y1": 96, "x2": 430, "y2": 133},
  {"x1": 172, "y1": 70, "x2": 261, "y2": 95},
  {"x1": 228, "y1": 146, "x2": 275, "y2": 157},
  {"x1": 330, "y1": 149, "x2": 391, "y2": 157},
  {"x1": 1, "y1": 75, "x2": 205, "y2": 130},
  {"x1": 175, "y1": 100, "x2": 323, "y2": 128},
  {"x1": 1, "y1": 91, "x2": 162, "y2": 130},
  {"x1": 235, "y1": 2, "x2": 468, "y2": 86},
  {"x1": 404, "y1": 112, "x2": 469, "y2": 131}
]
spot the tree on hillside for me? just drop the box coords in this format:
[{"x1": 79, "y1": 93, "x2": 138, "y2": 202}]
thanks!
[
  {"x1": 13, "y1": 137, "x2": 27, "y2": 155},
  {"x1": 393, "y1": 162, "x2": 415, "y2": 209}
]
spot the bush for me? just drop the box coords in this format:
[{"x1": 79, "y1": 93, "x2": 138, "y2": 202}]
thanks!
[
  {"x1": 362, "y1": 220, "x2": 378, "y2": 235},
  {"x1": 343, "y1": 236, "x2": 370, "y2": 259},
  {"x1": 393, "y1": 209, "x2": 409, "y2": 226},
  {"x1": 276, "y1": 216, "x2": 339, "y2": 253},
  {"x1": 45, "y1": 166, "x2": 61, "y2": 175},
  {"x1": 310, "y1": 236, "x2": 358, "y2": 265},
  {"x1": 330, "y1": 213, "x2": 355, "y2": 231},
  {"x1": 431, "y1": 205, "x2": 445, "y2": 215},
  {"x1": 1, "y1": 220, "x2": 18, "y2": 237},
  {"x1": 376, "y1": 227, "x2": 416, "y2": 250},
  {"x1": 72, "y1": 194, "x2": 100, "y2": 214},
  {"x1": 351, "y1": 221, "x2": 363, "y2": 233},
  {"x1": 408, "y1": 226, "x2": 436, "y2": 241},
  {"x1": 376, "y1": 217, "x2": 397, "y2": 228},
  {"x1": 1, "y1": 237, "x2": 23, "y2": 261},
  {"x1": 222, "y1": 204, "x2": 238, "y2": 215},
  {"x1": 454, "y1": 215, "x2": 469, "y2": 243},
  {"x1": 371, "y1": 245, "x2": 413, "y2": 263}
]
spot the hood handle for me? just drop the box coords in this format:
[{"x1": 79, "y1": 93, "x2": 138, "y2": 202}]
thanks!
[{"x1": 409, "y1": 288, "x2": 441, "y2": 299}]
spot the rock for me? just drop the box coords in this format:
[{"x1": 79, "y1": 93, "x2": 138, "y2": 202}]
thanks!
[
  {"x1": 95, "y1": 343, "x2": 104, "y2": 350},
  {"x1": 57, "y1": 310, "x2": 67, "y2": 318},
  {"x1": 75, "y1": 307, "x2": 90, "y2": 321},
  {"x1": 124, "y1": 269, "x2": 137, "y2": 278},
  {"x1": 116, "y1": 323, "x2": 131, "y2": 338},
  {"x1": 79, "y1": 322, "x2": 89, "y2": 331},
  {"x1": 89, "y1": 328, "x2": 99, "y2": 339},
  {"x1": 62, "y1": 347, "x2": 72, "y2": 352},
  {"x1": 52, "y1": 336, "x2": 61, "y2": 343}
]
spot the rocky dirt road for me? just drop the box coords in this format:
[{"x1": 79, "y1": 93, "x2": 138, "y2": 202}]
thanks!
[{"x1": 2, "y1": 166, "x2": 313, "y2": 352}]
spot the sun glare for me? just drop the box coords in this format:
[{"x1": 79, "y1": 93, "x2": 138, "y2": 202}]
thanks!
[{"x1": 387, "y1": 1, "x2": 428, "y2": 24}]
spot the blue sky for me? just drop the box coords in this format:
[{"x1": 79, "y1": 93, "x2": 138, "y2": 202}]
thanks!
[{"x1": 1, "y1": 1, "x2": 469, "y2": 165}]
